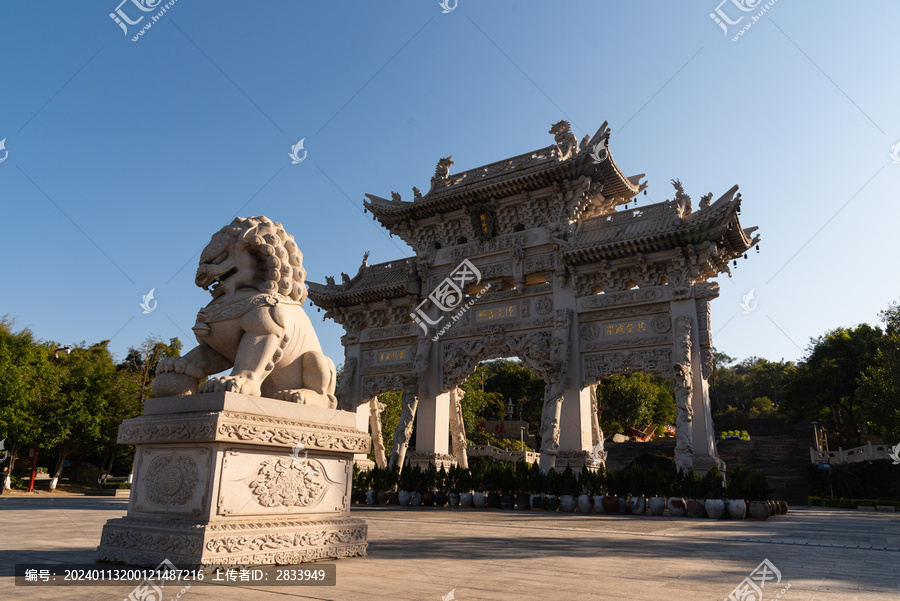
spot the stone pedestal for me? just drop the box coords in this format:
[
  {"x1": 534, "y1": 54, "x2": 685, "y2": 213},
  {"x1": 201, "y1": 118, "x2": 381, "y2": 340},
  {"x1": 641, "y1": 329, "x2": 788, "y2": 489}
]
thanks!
[{"x1": 97, "y1": 392, "x2": 370, "y2": 567}]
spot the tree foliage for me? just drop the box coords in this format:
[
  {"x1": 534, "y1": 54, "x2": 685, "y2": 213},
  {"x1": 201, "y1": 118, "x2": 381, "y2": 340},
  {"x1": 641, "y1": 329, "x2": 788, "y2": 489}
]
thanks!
[{"x1": 597, "y1": 372, "x2": 675, "y2": 434}]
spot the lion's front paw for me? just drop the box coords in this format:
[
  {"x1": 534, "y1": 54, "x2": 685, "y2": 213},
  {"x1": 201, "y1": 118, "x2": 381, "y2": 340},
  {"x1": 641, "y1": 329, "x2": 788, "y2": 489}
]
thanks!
[
  {"x1": 274, "y1": 389, "x2": 336, "y2": 409},
  {"x1": 200, "y1": 375, "x2": 258, "y2": 395}
]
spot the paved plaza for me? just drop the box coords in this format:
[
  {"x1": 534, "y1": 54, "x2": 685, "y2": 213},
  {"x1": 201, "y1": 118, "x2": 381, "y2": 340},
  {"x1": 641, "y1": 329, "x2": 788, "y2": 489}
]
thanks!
[{"x1": 0, "y1": 496, "x2": 898, "y2": 600}]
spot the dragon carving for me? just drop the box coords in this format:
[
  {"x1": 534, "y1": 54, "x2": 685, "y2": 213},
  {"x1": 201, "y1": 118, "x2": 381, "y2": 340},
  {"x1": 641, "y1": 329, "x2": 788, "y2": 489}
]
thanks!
[{"x1": 549, "y1": 120, "x2": 579, "y2": 160}]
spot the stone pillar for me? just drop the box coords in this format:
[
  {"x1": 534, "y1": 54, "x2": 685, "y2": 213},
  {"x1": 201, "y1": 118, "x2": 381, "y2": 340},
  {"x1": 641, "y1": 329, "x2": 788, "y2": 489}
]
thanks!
[
  {"x1": 671, "y1": 294, "x2": 722, "y2": 473},
  {"x1": 413, "y1": 391, "x2": 451, "y2": 466},
  {"x1": 368, "y1": 397, "x2": 387, "y2": 469},
  {"x1": 449, "y1": 388, "x2": 469, "y2": 469},
  {"x1": 388, "y1": 387, "x2": 418, "y2": 469},
  {"x1": 97, "y1": 392, "x2": 369, "y2": 567}
]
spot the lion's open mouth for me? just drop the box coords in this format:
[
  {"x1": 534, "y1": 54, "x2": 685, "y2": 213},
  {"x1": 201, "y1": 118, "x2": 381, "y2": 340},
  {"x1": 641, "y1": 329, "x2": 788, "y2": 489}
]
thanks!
[{"x1": 207, "y1": 266, "x2": 238, "y2": 294}]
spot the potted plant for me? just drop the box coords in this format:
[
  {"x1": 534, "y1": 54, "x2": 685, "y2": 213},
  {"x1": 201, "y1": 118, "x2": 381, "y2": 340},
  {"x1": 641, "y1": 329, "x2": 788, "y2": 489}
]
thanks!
[
  {"x1": 725, "y1": 463, "x2": 750, "y2": 519},
  {"x1": 682, "y1": 469, "x2": 706, "y2": 518},
  {"x1": 559, "y1": 465, "x2": 578, "y2": 512},
  {"x1": 472, "y1": 465, "x2": 487, "y2": 509},
  {"x1": 666, "y1": 470, "x2": 686, "y2": 517},
  {"x1": 514, "y1": 461, "x2": 531, "y2": 510},
  {"x1": 602, "y1": 469, "x2": 621, "y2": 514},
  {"x1": 646, "y1": 466, "x2": 668, "y2": 516},
  {"x1": 422, "y1": 462, "x2": 437, "y2": 507},
  {"x1": 703, "y1": 466, "x2": 726, "y2": 519},
  {"x1": 398, "y1": 465, "x2": 413, "y2": 507},
  {"x1": 577, "y1": 466, "x2": 594, "y2": 513},
  {"x1": 528, "y1": 462, "x2": 545, "y2": 510},
  {"x1": 434, "y1": 464, "x2": 449, "y2": 507},
  {"x1": 626, "y1": 466, "x2": 647, "y2": 516},
  {"x1": 485, "y1": 462, "x2": 502, "y2": 509},
  {"x1": 385, "y1": 467, "x2": 400, "y2": 505},
  {"x1": 499, "y1": 462, "x2": 516, "y2": 510},
  {"x1": 409, "y1": 465, "x2": 424, "y2": 507},
  {"x1": 446, "y1": 464, "x2": 460, "y2": 507},
  {"x1": 746, "y1": 468, "x2": 774, "y2": 520},
  {"x1": 459, "y1": 468, "x2": 474, "y2": 507},
  {"x1": 589, "y1": 466, "x2": 607, "y2": 513},
  {"x1": 542, "y1": 468, "x2": 561, "y2": 511}
]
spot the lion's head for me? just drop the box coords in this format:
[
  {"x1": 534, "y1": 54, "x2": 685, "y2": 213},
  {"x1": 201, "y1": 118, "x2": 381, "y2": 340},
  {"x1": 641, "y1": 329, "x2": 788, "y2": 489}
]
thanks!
[
  {"x1": 549, "y1": 120, "x2": 572, "y2": 140},
  {"x1": 195, "y1": 216, "x2": 307, "y2": 303}
]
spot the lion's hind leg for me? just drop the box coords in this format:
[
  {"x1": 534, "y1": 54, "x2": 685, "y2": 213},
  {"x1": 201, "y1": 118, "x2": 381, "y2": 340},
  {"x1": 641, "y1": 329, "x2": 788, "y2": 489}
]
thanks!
[{"x1": 274, "y1": 351, "x2": 337, "y2": 408}]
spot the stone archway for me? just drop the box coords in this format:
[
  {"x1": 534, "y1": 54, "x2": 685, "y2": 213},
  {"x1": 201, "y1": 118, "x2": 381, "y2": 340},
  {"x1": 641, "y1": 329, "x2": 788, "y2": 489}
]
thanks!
[{"x1": 309, "y1": 119, "x2": 758, "y2": 474}]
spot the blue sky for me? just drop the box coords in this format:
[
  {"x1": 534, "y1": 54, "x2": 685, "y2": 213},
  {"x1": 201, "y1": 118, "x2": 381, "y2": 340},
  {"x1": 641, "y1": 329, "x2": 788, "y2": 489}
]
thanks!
[{"x1": 1, "y1": 1, "x2": 898, "y2": 367}]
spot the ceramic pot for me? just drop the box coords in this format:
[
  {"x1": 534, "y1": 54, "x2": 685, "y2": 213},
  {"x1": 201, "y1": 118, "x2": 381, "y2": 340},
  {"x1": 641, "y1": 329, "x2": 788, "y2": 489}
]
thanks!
[
  {"x1": 376, "y1": 491, "x2": 389, "y2": 505},
  {"x1": 648, "y1": 496, "x2": 667, "y2": 516},
  {"x1": 594, "y1": 495, "x2": 606, "y2": 514},
  {"x1": 780, "y1": 501, "x2": 789, "y2": 515},
  {"x1": 500, "y1": 494, "x2": 515, "y2": 510},
  {"x1": 618, "y1": 496, "x2": 629, "y2": 514},
  {"x1": 473, "y1": 492, "x2": 487, "y2": 508},
  {"x1": 486, "y1": 492, "x2": 501, "y2": 509},
  {"x1": 529, "y1": 493, "x2": 544, "y2": 510},
  {"x1": 411, "y1": 491, "x2": 423, "y2": 507},
  {"x1": 749, "y1": 501, "x2": 770, "y2": 521},
  {"x1": 601, "y1": 495, "x2": 620, "y2": 514},
  {"x1": 460, "y1": 492, "x2": 474, "y2": 507},
  {"x1": 577, "y1": 494, "x2": 593, "y2": 513},
  {"x1": 705, "y1": 499, "x2": 725, "y2": 519},
  {"x1": 516, "y1": 493, "x2": 531, "y2": 510},
  {"x1": 686, "y1": 499, "x2": 706, "y2": 518},
  {"x1": 387, "y1": 491, "x2": 400, "y2": 505},
  {"x1": 726, "y1": 499, "x2": 747, "y2": 519},
  {"x1": 422, "y1": 491, "x2": 435, "y2": 507},
  {"x1": 398, "y1": 491, "x2": 411, "y2": 506},
  {"x1": 629, "y1": 496, "x2": 647, "y2": 516},
  {"x1": 448, "y1": 493, "x2": 460, "y2": 507},
  {"x1": 559, "y1": 495, "x2": 577, "y2": 512},
  {"x1": 434, "y1": 491, "x2": 448, "y2": 507},
  {"x1": 366, "y1": 490, "x2": 376, "y2": 505},
  {"x1": 667, "y1": 497, "x2": 686, "y2": 517},
  {"x1": 543, "y1": 495, "x2": 560, "y2": 512}
]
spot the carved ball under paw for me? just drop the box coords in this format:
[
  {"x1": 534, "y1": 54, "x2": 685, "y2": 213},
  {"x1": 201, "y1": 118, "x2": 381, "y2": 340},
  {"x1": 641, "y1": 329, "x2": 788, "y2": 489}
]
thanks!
[{"x1": 152, "y1": 372, "x2": 199, "y2": 397}]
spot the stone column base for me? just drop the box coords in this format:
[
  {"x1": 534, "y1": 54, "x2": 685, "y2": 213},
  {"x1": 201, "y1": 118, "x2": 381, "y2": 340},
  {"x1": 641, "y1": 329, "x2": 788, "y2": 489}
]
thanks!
[
  {"x1": 405, "y1": 452, "x2": 456, "y2": 470},
  {"x1": 97, "y1": 392, "x2": 370, "y2": 567}
]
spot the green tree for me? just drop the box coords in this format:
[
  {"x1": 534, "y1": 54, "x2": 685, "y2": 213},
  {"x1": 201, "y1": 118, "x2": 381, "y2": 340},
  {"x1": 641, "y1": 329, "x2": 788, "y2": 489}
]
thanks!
[
  {"x1": 43, "y1": 341, "x2": 116, "y2": 489},
  {"x1": 784, "y1": 324, "x2": 884, "y2": 445},
  {"x1": 598, "y1": 372, "x2": 675, "y2": 434},
  {"x1": 856, "y1": 302, "x2": 900, "y2": 443},
  {"x1": 0, "y1": 317, "x2": 59, "y2": 490},
  {"x1": 102, "y1": 336, "x2": 182, "y2": 477}
]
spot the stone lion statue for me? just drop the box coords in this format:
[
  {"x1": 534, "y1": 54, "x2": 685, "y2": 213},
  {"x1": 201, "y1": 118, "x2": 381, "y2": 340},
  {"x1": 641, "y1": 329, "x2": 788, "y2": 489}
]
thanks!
[{"x1": 153, "y1": 216, "x2": 338, "y2": 408}]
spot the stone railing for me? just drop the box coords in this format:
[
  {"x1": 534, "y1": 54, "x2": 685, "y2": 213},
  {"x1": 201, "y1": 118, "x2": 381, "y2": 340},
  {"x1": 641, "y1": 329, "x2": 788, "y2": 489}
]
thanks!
[
  {"x1": 810, "y1": 442, "x2": 892, "y2": 465},
  {"x1": 467, "y1": 445, "x2": 539, "y2": 464}
]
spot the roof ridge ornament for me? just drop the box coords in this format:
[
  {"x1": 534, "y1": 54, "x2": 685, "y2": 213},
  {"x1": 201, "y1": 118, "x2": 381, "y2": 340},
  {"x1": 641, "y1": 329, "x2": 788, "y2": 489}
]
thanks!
[
  {"x1": 549, "y1": 120, "x2": 578, "y2": 161},
  {"x1": 429, "y1": 156, "x2": 454, "y2": 192}
]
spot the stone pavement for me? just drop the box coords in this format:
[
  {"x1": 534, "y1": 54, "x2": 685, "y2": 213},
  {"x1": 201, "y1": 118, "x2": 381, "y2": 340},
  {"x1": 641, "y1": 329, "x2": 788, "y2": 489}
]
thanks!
[{"x1": 0, "y1": 495, "x2": 898, "y2": 600}]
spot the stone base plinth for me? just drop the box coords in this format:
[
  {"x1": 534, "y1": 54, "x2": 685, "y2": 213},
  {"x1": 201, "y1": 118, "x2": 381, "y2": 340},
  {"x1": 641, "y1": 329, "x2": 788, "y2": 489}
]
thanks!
[
  {"x1": 405, "y1": 451, "x2": 456, "y2": 470},
  {"x1": 97, "y1": 392, "x2": 370, "y2": 567}
]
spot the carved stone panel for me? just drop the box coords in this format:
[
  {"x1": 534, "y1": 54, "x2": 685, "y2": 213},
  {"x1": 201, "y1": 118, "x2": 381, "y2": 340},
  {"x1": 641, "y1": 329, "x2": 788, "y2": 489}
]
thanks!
[
  {"x1": 583, "y1": 348, "x2": 673, "y2": 382},
  {"x1": 217, "y1": 449, "x2": 348, "y2": 517},
  {"x1": 578, "y1": 287, "x2": 667, "y2": 310},
  {"x1": 133, "y1": 447, "x2": 211, "y2": 517}
]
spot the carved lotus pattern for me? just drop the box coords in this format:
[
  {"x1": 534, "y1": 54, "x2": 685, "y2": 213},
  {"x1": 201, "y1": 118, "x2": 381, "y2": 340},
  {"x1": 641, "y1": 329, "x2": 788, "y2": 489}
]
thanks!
[{"x1": 249, "y1": 458, "x2": 333, "y2": 508}]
